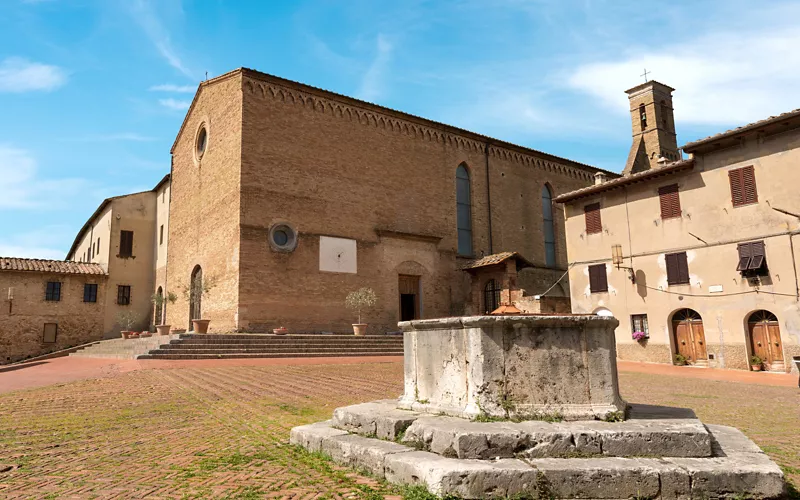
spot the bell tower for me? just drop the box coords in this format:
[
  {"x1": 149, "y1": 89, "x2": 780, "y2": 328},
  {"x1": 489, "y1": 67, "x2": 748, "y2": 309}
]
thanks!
[{"x1": 623, "y1": 81, "x2": 679, "y2": 176}]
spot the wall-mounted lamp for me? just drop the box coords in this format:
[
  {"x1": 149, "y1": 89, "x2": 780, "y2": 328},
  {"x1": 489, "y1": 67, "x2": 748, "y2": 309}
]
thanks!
[{"x1": 611, "y1": 244, "x2": 636, "y2": 283}]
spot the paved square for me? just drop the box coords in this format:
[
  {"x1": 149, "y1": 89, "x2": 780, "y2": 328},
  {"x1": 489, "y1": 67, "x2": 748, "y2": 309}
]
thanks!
[{"x1": 0, "y1": 361, "x2": 797, "y2": 498}]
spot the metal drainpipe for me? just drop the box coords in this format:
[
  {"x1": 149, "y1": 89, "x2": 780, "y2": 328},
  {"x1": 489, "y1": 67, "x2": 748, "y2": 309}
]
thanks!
[
  {"x1": 790, "y1": 232, "x2": 799, "y2": 301},
  {"x1": 485, "y1": 142, "x2": 493, "y2": 254}
]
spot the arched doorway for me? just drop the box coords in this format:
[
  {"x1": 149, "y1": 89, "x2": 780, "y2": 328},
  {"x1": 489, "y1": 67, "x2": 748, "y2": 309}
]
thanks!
[
  {"x1": 747, "y1": 310, "x2": 784, "y2": 371},
  {"x1": 189, "y1": 266, "x2": 202, "y2": 330},
  {"x1": 154, "y1": 287, "x2": 163, "y2": 326},
  {"x1": 672, "y1": 309, "x2": 707, "y2": 364}
]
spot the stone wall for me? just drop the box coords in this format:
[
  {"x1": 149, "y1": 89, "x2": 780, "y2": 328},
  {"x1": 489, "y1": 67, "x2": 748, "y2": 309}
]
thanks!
[{"x1": 0, "y1": 271, "x2": 107, "y2": 364}]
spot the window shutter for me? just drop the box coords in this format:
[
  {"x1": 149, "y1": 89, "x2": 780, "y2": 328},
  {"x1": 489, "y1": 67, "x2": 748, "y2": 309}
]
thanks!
[
  {"x1": 658, "y1": 184, "x2": 681, "y2": 219},
  {"x1": 666, "y1": 252, "x2": 689, "y2": 285},
  {"x1": 677, "y1": 252, "x2": 689, "y2": 284},
  {"x1": 584, "y1": 203, "x2": 602, "y2": 234},
  {"x1": 742, "y1": 165, "x2": 758, "y2": 204},
  {"x1": 589, "y1": 264, "x2": 608, "y2": 293},
  {"x1": 729, "y1": 168, "x2": 744, "y2": 206},
  {"x1": 748, "y1": 241, "x2": 765, "y2": 270},
  {"x1": 736, "y1": 243, "x2": 752, "y2": 271}
]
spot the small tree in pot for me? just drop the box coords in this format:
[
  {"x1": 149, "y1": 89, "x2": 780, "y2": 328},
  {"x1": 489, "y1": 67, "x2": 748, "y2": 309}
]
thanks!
[
  {"x1": 750, "y1": 355, "x2": 763, "y2": 372},
  {"x1": 117, "y1": 310, "x2": 142, "y2": 339},
  {"x1": 345, "y1": 287, "x2": 377, "y2": 336},
  {"x1": 182, "y1": 275, "x2": 217, "y2": 333},
  {"x1": 151, "y1": 291, "x2": 178, "y2": 335}
]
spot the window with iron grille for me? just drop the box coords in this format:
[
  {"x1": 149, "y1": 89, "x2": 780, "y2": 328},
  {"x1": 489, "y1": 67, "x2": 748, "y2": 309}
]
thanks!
[
  {"x1": 728, "y1": 165, "x2": 757, "y2": 207},
  {"x1": 483, "y1": 279, "x2": 501, "y2": 314},
  {"x1": 45, "y1": 281, "x2": 61, "y2": 301},
  {"x1": 119, "y1": 230, "x2": 134, "y2": 257},
  {"x1": 117, "y1": 285, "x2": 131, "y2": 305},
  {"x1": 658, "y1": 184, "x2": 681, "y2": 219},
  {"x1": 631, "y1": 314, "x2": 649, "y2": 337},
  {"x1": 43, "y1": 323, "x2": 58, "y2": 343},
  {"x1": 588, "y1": 264, "x2": 608, "y2": 293},
  {"x1": 737, "y1": 241, "x2": 768, "y2": 276},
  {"x1": 584, "y1": 203, "x2": 602, "y2": 234},
  {"x1": 83, "y1": 283, "x2": 98, "y2": 303},
  {"x1": 665, "y1": 252, "x2": 690, "y2": 285}
]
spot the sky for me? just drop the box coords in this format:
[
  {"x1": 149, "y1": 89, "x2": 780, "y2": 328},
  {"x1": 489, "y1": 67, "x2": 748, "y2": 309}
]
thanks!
[{"x1": 2, "y1": 0, "x2": 800, "y2": 260}]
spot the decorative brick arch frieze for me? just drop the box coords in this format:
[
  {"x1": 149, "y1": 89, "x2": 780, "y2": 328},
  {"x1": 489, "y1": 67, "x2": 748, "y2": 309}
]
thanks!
[{"x1": 244, "y1": 77, "x2": 595, "y2": 182}]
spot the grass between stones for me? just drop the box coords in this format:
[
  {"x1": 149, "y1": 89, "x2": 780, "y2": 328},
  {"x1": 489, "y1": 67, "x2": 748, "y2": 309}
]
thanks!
[{"x1": 0, "y1": 362, "x2": 797, "y2": 498}]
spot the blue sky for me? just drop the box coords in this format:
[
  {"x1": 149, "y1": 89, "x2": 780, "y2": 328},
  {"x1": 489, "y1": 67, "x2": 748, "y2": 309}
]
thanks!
[{"x1": 2, "y1": 0, "x2": 800, "y2": 259}]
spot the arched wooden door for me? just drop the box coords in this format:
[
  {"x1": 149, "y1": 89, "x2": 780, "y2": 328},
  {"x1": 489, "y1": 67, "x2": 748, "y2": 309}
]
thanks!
[
  {"x1": 748, "y1": 310, "x2": 784, "y2": 370},
  {"x1": 189, "y1": 266, "x2": 202, "y2": 330},
  {"x1": 672, "y1": 309, "x2": 707, "y2": 364}
]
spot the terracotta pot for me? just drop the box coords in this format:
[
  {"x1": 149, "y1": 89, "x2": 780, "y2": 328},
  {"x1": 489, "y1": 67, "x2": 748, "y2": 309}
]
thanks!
[
  {"x1": 140, "y1": 332, "x2": 153, "y2": 338},
  {"x1": 352, "y1": 324, "x2": 367, "y2": 336},
  {"x1": 130, "y1": 333, "x2": 139, "y2": 339},
  {"x1": 192, "y1": 319, "x2": 210, "y2": 334},
  {"x1": 156, "y1": 325, "x2": 171, "y2": 336},
  {"x1": 751, "y1": 364, "x2": 763, "y2": 372},
  {"x1": 273, "y1": 328, "x2": 288, "y2": 335},
  {"x1": 121, "y1": 331, "x2": 131, "y2": 339}
]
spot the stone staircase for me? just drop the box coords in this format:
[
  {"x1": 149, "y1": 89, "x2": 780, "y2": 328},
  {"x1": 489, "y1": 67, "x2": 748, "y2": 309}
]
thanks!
[
  {"x1": 70, "y1": 334, "x2": 182, "y2": 359},
  {"x1": 138, "y1": 334, "x2": 404, "y2": 360}
]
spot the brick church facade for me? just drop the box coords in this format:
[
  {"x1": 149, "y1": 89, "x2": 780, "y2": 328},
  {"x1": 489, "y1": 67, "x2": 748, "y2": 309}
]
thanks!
[{"x1": 162, "y1": 68, "x2": 608, "y2": 333}]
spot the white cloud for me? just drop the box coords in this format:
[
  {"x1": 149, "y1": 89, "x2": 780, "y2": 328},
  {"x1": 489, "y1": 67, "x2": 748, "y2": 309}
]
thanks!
[
  {"x1": 0, "y1": 145, "x2": 89, "y2": 209},
  {"x1": 567, "y1": 27, "x2": 800, "y2": 126},
  {"x1": 158, "y1": 98, "x2": 190, "y2": 111},
  {"x1": 149, "y1": 83, "x2": 195, "y2": 93},
  {"x1": 357, "y1": 34, "x2": 393, "y2": 102},
  {"x1": 129, "y1": 0, "x2": 194, "y2": 78},
  {"x1": 0, "y1": 226, "x2": 71, "y2": 260},
  {"x1": 0, "y1": 57, "x2": 67, "y2": 93}
]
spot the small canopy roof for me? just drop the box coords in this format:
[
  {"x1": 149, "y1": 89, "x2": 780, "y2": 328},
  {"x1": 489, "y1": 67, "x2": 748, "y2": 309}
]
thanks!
[{"x1": 460, "y1": 251, "x2": 534, "y2": 273}]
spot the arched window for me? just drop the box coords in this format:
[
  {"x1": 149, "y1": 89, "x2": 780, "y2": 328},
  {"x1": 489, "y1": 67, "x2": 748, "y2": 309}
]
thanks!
[
  {"x1": 660, "y1": 100, "x2": 668, "y2": 128},
  {"x1": 484, "y1": 279, "x2": 501, "y2": 314},
  {"x1": 639, "y1": 103, "x2": 647, "y2": 130},
  {"x1": 189, "y1": 265, "x2": 203, "y2": 329},
  {"x1": 456, "y1": 164, "x2": 473, "y2": 256},
  {"x1": 542, "y1": 185, "x2": 556, "y2": 268}
]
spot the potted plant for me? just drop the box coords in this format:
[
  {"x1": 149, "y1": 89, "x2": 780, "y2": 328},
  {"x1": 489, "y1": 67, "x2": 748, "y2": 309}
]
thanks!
[
  {"x1": 674, "y1": 353, "x2": 688, "y2": 366},
  {"x1": 750, "y1": 355, "x2": 763, "y2": 371},
  {"x1": 632, "y1": 331, "x2": 648, "y2": 342},
  {"x1": 182, "y1": 275, "x2": 218, "y2": 334},
  {"x1": 345, "y1": 287, "x2": 377, "y2": 336},
  {"x1": 151, "y1": 291, "x2": 178, "y2": 336},
  {"x1": 117, "y1": 310, "x2": 141, "y2": 339}
]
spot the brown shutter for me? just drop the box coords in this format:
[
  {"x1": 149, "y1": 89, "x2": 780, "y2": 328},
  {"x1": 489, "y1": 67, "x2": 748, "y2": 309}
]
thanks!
[
  {"x1": 742, "y1": 165, "x2": 758, "y2": 204},
  {"x1": 677, "y1": 252, "x2": 689, "y2": 284},
  {"x1": 584, "y1": 203, "x2": 602, "y2": 234},
  {"x1": 736, "y1": 243, "x2": 752, "y2": 271},
  {"x1": 589, "y1": 264, "x2": 608, "y2": 293},
  {"x1": 665, "y1": 253, "x2": 678, "y2": 285},
  {"x1": 658, "y1": 184, "x2": 681, "y2": 219},
  {"x1": 729, "y1": 168, "x2": 745, "y2": 206},
  {"x1": 749, "y1": 241, "x2": 765, "y2": 270}
]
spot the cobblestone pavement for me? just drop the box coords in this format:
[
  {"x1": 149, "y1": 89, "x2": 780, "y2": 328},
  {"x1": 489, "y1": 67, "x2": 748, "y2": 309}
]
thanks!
[{"x1": 0, "y1": 361, "x2": 797, "y2": 498}]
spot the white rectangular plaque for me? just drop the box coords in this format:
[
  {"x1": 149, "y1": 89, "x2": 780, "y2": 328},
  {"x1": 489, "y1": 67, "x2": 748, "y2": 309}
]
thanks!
[
  {"x1": 319, "y1": 236, "x2": 357, "y2": 274},
  {"x1": 708, "y1": 285, "x2": 723, "y2": 293}
]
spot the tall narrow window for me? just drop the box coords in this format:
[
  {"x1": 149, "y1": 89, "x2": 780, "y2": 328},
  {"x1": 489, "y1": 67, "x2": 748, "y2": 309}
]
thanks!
[
  {"x1": 456, "y1": 164, "x2": 473, "y2": 256},
  {"x1": 729, "y1": 165, "x2": 758, "y2": 207},
  {"x1": 660, "y1": 100, "x2": 668, "y2": 128},
  {"x1": 658, "y1": 184, "x2": 681, "y2": 219},
  {"x1": 96, "y1": 237, "x2": 100, "y2": 255},
  {"x1": 588, "y1": 264, "x2": 608, "y2": 293},
  {"x1": 584, "y1": 203, "x2": 602, "y2": 234},
  {"x1": 542, "y1": 185, "x2": 556, "y2": 268},
  {"x1": 665, "y1": 252, "x2": 690, "y2": 285},
  {"x1": 639, "y1": 103, "x2": 647, "y2": 130},
  {"x1": 117, "y1": 285, "x2": 131, "y2": 305},
  {"x1": 83, "y1": 283, "x2": 98, "y2": 303},
  {"x1": 160, "y1": 225, "x2": 164, "y2": 245},
  {"x1": 119, "y1": 230, "x2": 134, "y2": 257}
]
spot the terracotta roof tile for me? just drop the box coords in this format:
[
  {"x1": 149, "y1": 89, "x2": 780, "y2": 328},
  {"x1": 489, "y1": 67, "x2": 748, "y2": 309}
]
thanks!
[
  {"x1": 461, "y1": 251, "x2": 534, "y2": 270},
  {"x1": 682, "y1": 108, "x2": 800, "y2": 152},
  {"x1": 0, "y1": 257, "x2": 106, "y2": 276}
]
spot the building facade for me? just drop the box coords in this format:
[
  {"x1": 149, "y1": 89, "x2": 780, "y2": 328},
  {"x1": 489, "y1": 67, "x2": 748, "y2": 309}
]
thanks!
[
  {"x1": 0, "y1": 258, "x2": 107, "y2": 363},
  {"x1": 161, "y1": 68, "x2": 609, "y2": 333},
  {"x1": 556, "y1": 81, "x2": 800, "y2": 373},
  {"x1": 66, "y1": 175, "x2": 169, "y2": 337}
]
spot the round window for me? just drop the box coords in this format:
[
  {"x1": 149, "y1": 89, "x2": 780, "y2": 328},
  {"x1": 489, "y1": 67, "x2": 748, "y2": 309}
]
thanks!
[
  {"x1": 196, "y1": 126, "x2": 207, "y2": 160},
  {"x1": 268, "y1": 223, "x2": 297, "y2": 252}
]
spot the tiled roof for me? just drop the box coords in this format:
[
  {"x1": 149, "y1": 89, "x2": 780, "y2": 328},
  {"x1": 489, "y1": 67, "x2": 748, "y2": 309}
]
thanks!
[
  {"x1": 461, "y1": 252, "x2": 534, "y2": 270},
  {"x1": 682, "y1": 108, "x2": 800, "y2": 152},
  {"x1": 0, "y1": 257, "x2": 106, "y2": 275},
  {"x1": 553, "y1": 159, "x2": 694, "y2": 204}
]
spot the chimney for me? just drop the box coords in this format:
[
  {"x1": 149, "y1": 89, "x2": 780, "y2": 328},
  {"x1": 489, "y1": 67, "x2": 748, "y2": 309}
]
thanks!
[{"x1": 594, "y1": 172, "x2": 608, "y2": 185}]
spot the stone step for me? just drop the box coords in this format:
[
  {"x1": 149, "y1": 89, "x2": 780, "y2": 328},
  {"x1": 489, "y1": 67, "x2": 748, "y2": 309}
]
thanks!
[
  {"x1": 137, "y1": 351, "x2": 403, "y2": 360},
  {"x1": 159, "y1": 341, "x2": 401, "y2": 349},
  {"x1": 148, "y1": 347, "x2": 404, "y2": 354},
  {"x1": 169, "y1": 338, "x2": 403, "y2": 344},
  {"x1": 177, "y1": 334, "x2": 402, "y2": 340}
]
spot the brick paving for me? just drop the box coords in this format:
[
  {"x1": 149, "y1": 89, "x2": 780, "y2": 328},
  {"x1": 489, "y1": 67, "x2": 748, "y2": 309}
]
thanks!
[{"x1": 0, "y1": 359, "x2": 797, "y2": 498}]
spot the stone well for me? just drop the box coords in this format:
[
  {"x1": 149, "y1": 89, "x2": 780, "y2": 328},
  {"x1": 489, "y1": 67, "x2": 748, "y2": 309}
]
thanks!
[{"x1": 398, "y1": 315, "x2": 626, "y2": 421}]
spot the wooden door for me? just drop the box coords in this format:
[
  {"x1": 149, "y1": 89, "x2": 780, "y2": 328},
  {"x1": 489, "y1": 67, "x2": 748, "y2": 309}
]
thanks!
[
  {"x1": 672, "y1": 309, "x2": 706, "y2": 364},
  {"x1": 767, "y1": 324, "x2": 784, "y2": 362},
  {"x1": 748, "y1": 312, "x2": 784, "y2": 366},
  {"x1": 691, "y1": 322, "x2": 707, "y2": 360},
  {"x1": 749, "y1": 323, "x2": 771, "y2": 363},
  {"x1": 673, "y1": 321, "x2": 695, "y2": 361}
]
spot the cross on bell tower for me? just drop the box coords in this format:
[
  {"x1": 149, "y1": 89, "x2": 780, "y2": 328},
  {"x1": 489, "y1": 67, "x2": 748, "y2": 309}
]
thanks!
[{"x1": 641, "y1": 68, "x2": 650, "y2": 82}]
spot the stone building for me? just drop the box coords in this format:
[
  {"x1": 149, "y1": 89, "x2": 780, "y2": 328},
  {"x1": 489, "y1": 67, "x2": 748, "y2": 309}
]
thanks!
[
  {"x1": 159, "y1": 68, "x2": 610, "y2": 333},
  {"x1": 0, "y1": 258, "x2": 107, "y2": 363},
  {"x1": 555, "y1": 80, "x2": 800, "y2": 373},
  {"x1": 65, "y1": 175, "x2": 169, "y2": 337}
]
